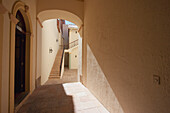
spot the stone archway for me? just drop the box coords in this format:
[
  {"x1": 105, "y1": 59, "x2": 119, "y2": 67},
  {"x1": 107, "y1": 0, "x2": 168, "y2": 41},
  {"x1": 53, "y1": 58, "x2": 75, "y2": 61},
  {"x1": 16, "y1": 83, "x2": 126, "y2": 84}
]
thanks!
[
  {"x1": 37, "y1": 10, "x2": 83, "y2": 28},
  {"x1": 36, "y1": 9, "x2": 85, "y2": 85}
]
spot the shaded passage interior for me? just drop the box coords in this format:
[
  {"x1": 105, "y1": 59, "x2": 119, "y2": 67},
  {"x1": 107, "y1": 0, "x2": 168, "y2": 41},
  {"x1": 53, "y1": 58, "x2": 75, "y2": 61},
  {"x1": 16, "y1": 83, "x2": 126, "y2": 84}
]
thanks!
[
  {"x1": 17, "y1": 84, "x2": 74, "y2": 113},
  {"x1": 17, "y1": 69, "x2": 109, "y2": 113}
]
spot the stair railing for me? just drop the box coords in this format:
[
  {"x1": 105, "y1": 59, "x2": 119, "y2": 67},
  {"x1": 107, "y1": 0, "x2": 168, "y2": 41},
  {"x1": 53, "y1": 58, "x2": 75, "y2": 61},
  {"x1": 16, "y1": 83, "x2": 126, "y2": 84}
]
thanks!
[
  {"x1": 59, "y1": 47, "x2": 64, "y2": 76},
  {"x1": 59, "y1": 39, "x2": 79, "y2": 49},
  {"x1": 59, "y1": 39, "x2": 79, "y2": 76},
  {"x1": 69, "y1": 39, "x2": 78, "y2": 49}
]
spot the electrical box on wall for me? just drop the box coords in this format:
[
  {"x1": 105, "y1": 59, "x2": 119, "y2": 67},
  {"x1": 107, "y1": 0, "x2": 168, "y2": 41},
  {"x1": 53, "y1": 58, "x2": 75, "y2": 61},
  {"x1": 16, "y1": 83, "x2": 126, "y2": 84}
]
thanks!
[
  {"x1": 153, "y1": 75, "x2": 160, "y2": 85},
  {"x1": 49, "y1": 48, "x2": 53, "y2": 53}
]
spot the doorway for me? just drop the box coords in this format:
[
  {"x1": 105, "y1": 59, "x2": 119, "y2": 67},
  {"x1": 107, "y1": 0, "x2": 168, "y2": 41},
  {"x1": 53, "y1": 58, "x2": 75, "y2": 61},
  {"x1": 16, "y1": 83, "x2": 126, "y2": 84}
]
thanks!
[
  {"x1": 14, "y1": 10, "x2": 28, "y2": 106},
  {"x1": 64, "y1": 53, "x2": 69, "y2": 68}
]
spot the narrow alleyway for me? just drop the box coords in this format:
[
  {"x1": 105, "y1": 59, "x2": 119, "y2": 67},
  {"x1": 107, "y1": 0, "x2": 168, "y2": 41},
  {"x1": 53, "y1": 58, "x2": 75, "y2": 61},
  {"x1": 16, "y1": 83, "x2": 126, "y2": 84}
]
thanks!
[{"x1": 16, "y1": 69, "x2": 109, "y2": 113}]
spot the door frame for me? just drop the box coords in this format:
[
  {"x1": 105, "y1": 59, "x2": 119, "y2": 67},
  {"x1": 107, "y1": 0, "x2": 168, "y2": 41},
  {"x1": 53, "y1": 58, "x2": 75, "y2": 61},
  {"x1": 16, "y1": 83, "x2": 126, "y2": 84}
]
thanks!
[{"x1": 9, "y1": 1, "x2": 33, "y2": 113}]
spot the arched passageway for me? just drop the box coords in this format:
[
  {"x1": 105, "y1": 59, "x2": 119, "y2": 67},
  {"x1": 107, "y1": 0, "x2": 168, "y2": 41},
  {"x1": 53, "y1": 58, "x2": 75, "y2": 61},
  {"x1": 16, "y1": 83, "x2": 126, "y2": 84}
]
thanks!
[
  {"x1": 36, "y1": 10, "x2": 83, "y2": 86},
  {"x1": 15, "y1": 8, "x2": 109, "y2": 113}
]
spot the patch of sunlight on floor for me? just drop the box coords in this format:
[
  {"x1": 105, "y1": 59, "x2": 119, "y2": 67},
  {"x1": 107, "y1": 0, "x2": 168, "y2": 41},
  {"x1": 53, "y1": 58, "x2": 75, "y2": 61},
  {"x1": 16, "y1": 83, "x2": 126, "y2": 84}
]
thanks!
[{"x1": 62, "y1": 82, "x2": 110, "y2": 113}]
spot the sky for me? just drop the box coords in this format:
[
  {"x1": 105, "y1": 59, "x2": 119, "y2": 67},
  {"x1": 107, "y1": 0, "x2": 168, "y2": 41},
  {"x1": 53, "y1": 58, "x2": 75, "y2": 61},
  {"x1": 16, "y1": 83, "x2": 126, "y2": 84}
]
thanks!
[{"x1": 65, "y1": 20, "x2": 75, "y2": 25}]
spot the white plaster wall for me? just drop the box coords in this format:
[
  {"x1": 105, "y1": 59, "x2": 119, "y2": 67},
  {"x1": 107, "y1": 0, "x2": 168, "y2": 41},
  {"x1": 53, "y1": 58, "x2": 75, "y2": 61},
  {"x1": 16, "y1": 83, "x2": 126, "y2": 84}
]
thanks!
[
  {"x1": 1, "y1": 0, "x2": 37, "y2": 112},
  {"x1": 69, "y1": 29, "x2": 79, "y2": 69},
  {"x1": 78, "y1": 34, "x2": 82, "y2": 81},
  {"x1": 84, "y1": 0, "x2": 170, "y2": 113},
  {"x1": 41, "y1": 19, "x2": 60, "y2": 85},
  {"x1": 69, "y1": 29, "x2": 78, "y2": 43},
  {"x1": 69, "y1": 48, "x2": 78, "y2": 69}
]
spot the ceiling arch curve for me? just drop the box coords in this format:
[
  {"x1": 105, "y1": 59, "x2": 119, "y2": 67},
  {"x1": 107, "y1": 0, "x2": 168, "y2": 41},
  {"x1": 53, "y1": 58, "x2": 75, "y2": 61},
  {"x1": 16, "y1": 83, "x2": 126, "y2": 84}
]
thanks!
[
  {"x1": 37, "y1": 10, "x2": 83, "y2": 27},
  {"x1": 37, "y1": 0, "x2": 84, "y2": 21}
]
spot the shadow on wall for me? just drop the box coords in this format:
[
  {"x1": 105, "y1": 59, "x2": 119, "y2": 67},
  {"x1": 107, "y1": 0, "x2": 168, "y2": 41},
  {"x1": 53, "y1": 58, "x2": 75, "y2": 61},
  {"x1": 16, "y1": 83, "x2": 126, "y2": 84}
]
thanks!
[
  {"x1": 87, "y1": 44, "x2": 124, "y2": 113},
  {"x1": 16, "y1": 84, "x2": 74, "y2": 113}
]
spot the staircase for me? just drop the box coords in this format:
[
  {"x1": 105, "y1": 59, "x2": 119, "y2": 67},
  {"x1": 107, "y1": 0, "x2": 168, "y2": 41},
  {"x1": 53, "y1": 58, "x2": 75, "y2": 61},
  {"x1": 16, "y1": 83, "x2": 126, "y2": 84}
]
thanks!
[
  {"x1": 49, "y1": 49, "x2": 63, "y2": 79},
  {"x1": 49, "y1": 39, "x2": 79, "y2": 79}
]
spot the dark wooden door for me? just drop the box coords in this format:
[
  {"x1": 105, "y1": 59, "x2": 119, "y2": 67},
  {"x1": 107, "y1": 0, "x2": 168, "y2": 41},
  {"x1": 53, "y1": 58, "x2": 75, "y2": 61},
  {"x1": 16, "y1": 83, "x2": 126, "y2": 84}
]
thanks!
[{"x1": 15, "y1": 11, "x2": 26, "y2": 98}]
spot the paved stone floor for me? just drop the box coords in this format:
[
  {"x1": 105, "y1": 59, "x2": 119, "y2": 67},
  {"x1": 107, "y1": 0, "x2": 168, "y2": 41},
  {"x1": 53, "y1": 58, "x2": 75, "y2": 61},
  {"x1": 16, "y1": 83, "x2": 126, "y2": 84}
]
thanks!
[
  {"x1": 16, "y1": 69, "x2": 109, "y2": 113},
  {"x1": 45, "y1": 68, "x2": 78, "y2": 85}
]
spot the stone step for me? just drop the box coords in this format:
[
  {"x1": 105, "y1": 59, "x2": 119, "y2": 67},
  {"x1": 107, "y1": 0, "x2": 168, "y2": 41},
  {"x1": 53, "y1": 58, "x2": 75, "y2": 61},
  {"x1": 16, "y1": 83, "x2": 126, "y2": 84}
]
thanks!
[
  {"x1": 48, "y1": 76, "x2": 60, "y2": 79},
  {"x1": 50, "y1": 73, "x2": 60, "y2": 75}
]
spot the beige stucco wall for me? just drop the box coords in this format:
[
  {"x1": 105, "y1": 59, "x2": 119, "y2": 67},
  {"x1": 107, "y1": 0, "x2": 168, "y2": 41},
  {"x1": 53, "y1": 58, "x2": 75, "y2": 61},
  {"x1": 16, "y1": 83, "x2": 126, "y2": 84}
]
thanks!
[
  {"x1": 41, "y1": 19, "x2": 61, "y2": 85},
  {"x1": 87, "y1": 45, "x2": 124, "y2": 113},
  {"x1": 1, "y1": 0, "x2": 37, "y2": 112},
  {"x1": 82, "y1": 31, "x2": 87, "y2": 85},
  {"x1": 1, "y1": 10, "x2": 10, "y2": 113},
  {"x1": 0, "y1": 2, "x2": 3, "y2": 112},
  {"x1": 84, "y1": 0, "x2": 170, "y2": 113},
  {"x1": 1, "y1": 2, "x2": 11, "y2": 112},
  {"x1": 0, "y1": 12, "x2": 3, "y2": 113}
]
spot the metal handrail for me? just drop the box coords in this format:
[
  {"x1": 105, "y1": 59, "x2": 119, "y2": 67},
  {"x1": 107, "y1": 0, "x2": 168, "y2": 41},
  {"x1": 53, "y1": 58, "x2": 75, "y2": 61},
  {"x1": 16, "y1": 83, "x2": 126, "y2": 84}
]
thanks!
[
  {"x1": 69, "y1": 39, "x2": 78, "y2": 49},
  {"x1": 59, "y1": 39, "x2": 79, "y2": 75},
  {"x1": 59, "y1": 39, "x2": 79, "y2": 49},
  {"x1": 59, "y1": 48, "x2": 64, "y2": 76}
]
